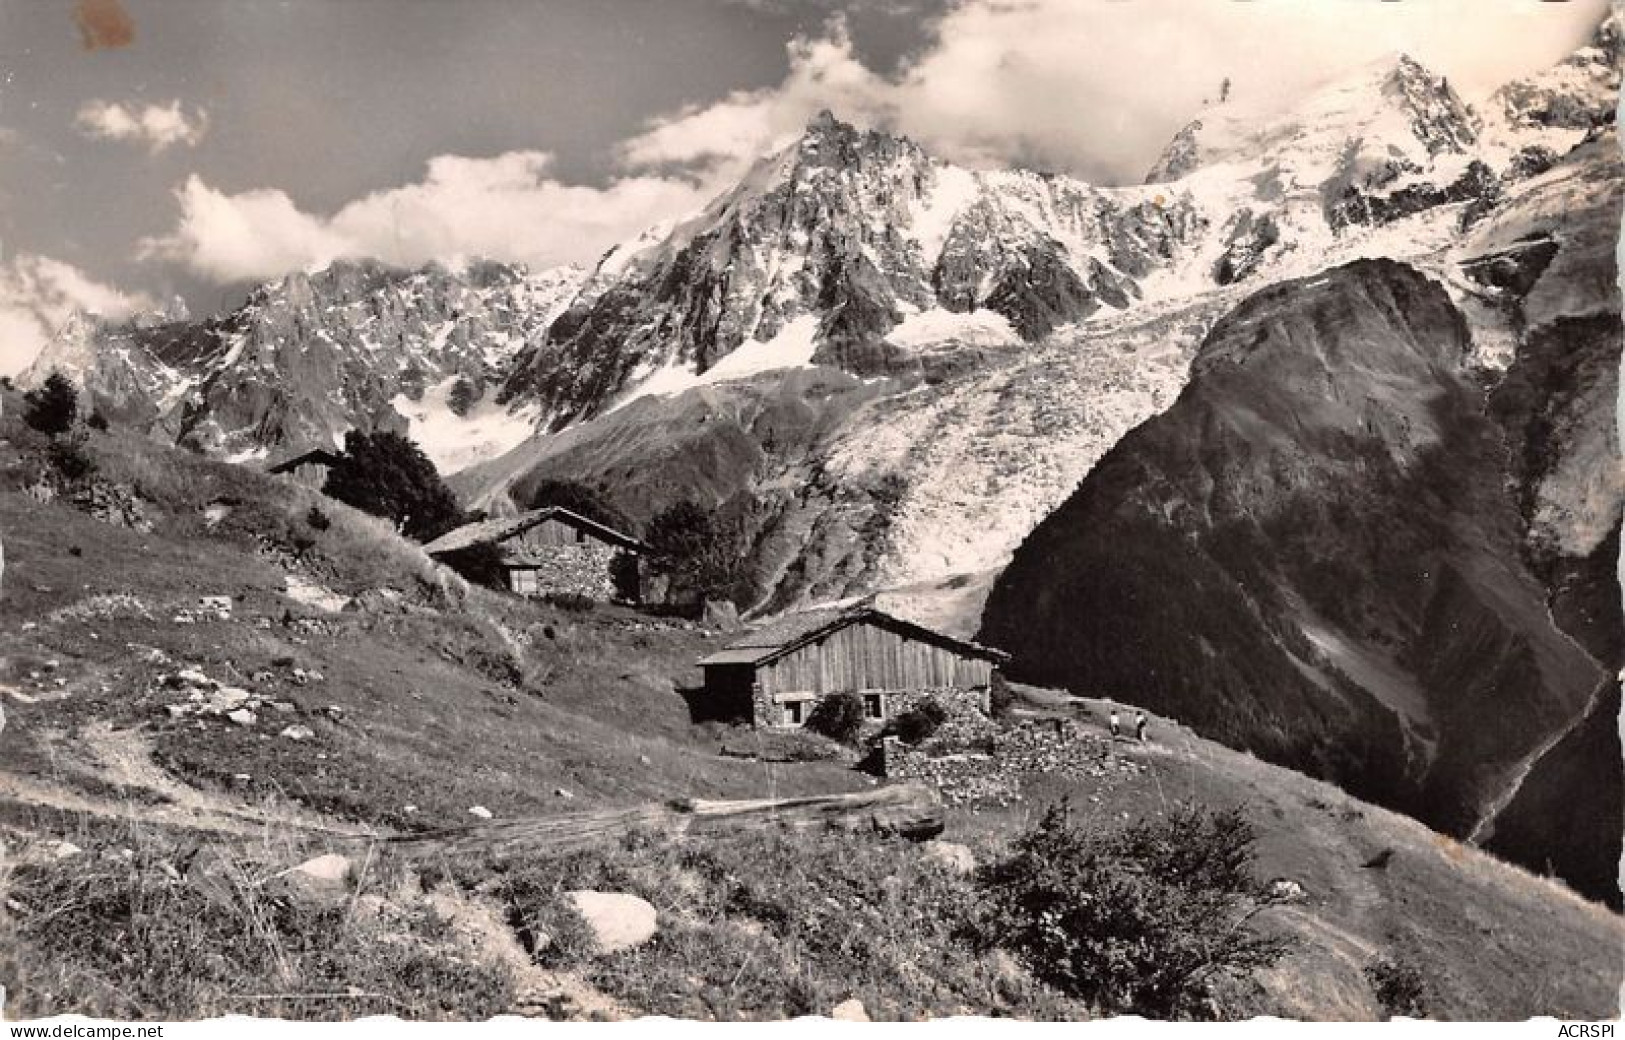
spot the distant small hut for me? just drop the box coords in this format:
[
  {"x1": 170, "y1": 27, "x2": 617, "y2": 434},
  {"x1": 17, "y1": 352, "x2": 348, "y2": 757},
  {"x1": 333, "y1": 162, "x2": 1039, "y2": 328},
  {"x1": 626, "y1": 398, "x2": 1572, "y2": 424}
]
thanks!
[
  {"x1": 698, "y1": 606, "x2": 1009, "y2": 728},
  {"x1": 266, "y1": 447, "x2": 345, "y2": 491},
  {"x1": 422, "y1": 506, "x2": 645, "y2": 602}
]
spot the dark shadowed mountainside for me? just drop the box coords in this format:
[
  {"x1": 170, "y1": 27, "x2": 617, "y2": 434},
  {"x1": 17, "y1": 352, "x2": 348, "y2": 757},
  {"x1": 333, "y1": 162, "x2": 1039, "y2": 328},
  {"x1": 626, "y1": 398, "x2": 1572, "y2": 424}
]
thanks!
[{"x1": 977, "y1": 258, "x2": 1612, "y2": 901}]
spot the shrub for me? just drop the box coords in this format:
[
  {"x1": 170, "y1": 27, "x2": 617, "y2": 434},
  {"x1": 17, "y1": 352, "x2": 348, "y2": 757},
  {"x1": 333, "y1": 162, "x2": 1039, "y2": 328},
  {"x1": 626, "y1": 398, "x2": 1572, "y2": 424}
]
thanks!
[
  {"x1": 45, "y1": 433, "x2": 97, "y2": 485},
  {"x1": 886, "y1": 698, "x2": 948, "y2": 744},
  {"x1": 804, "y1": 692, "x2": 865, "y2": 746},
  {"x1": 86, "y1": 410, "x2": 110, "y2": 431},
  {"x1": 1365, "y1": 956, "x2": 1429, "y2": 1019},
  {"x1": 322, "y1": 429, "x2": 464, "y2": 542},
  {"x1": 644, "y1": 500, "x2": 747, "y2": 604},
  {"x1": 543, "y1": 591, "x2": 597, "y2": 612},
  {"x1": 23, "y1": 371, "x2": 79, "y2": 435},
  {"x1": 306, "y1": 505, "x2": 332, "y2": 531},
  {"x1": 976, "y1": 801, "x2": 1292, "y2": 1019}
]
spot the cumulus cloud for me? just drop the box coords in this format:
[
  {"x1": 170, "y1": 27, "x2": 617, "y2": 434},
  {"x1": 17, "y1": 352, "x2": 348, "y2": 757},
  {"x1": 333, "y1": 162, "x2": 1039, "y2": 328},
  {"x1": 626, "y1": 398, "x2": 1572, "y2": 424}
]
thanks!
[
  {"x1": 618, "y1": 24, "x2": 896, "y2": 177},
  {"x1": 141, "y1": 0, "x2": 1604, "y2": 288},
  {"x1": 621, "y1": 0, "x2": 1609, "y2": 183},
  {"x1": 0, "y1": 253, "x2": 152, "y2": 376},
  {"x1": 145, "y1": 152, "x2": 723, "y2": 284},
  {"x1": 76, "y1": 99, "x2": 208, "y2": 153}
]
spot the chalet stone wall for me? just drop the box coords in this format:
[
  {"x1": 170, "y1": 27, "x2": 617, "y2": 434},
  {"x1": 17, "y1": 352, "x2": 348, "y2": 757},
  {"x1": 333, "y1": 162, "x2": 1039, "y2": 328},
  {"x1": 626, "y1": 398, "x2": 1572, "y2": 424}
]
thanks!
[
  {"x1": 512, "y1": 542, "x2": 625, "y2": 600},
  {"x1": 882, "y1": 718, "x2": 1146, "y2": 808}
]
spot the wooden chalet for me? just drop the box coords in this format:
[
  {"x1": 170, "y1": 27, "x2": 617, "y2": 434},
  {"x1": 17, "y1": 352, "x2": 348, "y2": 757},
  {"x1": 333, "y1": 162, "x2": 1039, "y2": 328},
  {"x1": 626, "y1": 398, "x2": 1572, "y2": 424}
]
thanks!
[
  {"x1": 266, "y1": 447, "x2": 344, "y2": 490},
  {"x1": 422, "y1": 506, "x2": 646, "y2": 602},
  {"x1": 698, "y1": 606, "x2": 1009, "y2": 728}
]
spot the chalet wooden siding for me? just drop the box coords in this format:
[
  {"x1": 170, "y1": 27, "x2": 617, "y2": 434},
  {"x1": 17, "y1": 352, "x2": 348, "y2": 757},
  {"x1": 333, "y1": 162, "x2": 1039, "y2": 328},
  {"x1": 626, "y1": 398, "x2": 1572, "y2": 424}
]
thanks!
[
  {"x1": 505, "y1": 516, "x2": 598, "y2": 554},
  {"x1": 756, "y1": 619, "x2": 995, "y2": 697},
  {"x1": 698, "y1": 608, "x2": 1008, "y2": 728}
]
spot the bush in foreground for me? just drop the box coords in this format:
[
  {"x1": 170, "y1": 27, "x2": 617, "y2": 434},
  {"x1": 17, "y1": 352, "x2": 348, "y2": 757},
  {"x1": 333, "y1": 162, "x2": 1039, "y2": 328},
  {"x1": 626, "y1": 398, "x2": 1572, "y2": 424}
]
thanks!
[
  {"x1": 22, "y1": 371, "x2": 78, "y2": 435},
  {"x1": 976, "y1": 801, "x2": 1292, "y2": 1019},
  {"x1": 1365, "y1": 955, "x2": 1429, "y2": 1019},
  {"x1": 886, "y1": 698, "x2": 948, "y2": 744}
]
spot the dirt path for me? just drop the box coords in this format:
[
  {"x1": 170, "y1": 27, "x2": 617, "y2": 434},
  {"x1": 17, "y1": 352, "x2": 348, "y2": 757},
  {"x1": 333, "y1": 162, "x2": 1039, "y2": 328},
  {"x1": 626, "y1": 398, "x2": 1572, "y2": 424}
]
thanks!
[{"x1": 0, "y1": 720, "x2": 375, "y2": 843}]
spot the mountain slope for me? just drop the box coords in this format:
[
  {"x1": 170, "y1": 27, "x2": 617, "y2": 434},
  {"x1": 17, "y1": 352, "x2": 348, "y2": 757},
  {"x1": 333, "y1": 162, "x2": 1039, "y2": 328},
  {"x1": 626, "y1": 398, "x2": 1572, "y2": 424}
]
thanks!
[
  {"x1": 976, "y1": 258, "x2": 1617, "y2": 902},
  {"x1": 1, "y1": 408, "x2": 1619, "y2": 1020}
]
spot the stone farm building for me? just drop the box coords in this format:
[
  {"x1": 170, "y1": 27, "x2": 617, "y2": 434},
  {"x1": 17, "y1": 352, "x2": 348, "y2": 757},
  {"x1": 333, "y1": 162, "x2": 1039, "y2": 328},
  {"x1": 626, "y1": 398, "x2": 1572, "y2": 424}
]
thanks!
[
  {"x1": 698, "y1": 606, "x2": 1009, "y2": 728},
  {"x1": 422, "y1": 507, "x2": 646, "y2": 602},
  {"x1": 266, "y1": 447, "x2": 344, "y2": 490}
]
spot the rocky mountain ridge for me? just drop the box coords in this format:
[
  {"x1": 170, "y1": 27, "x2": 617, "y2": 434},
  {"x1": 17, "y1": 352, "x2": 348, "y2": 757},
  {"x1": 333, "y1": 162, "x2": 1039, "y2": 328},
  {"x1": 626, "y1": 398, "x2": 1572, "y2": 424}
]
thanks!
[
  {"x1": 24, "y1": 260, "x2": 584, "y2": 471},
  {"x1": 25, "y1": 13, "x2": 1621, "y2": 621}
]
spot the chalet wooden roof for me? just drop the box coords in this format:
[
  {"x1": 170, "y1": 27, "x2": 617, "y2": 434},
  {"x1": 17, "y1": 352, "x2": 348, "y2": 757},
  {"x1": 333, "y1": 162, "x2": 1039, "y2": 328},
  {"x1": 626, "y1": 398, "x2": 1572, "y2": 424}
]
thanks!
[
  {"x1": 697, "y1": 606, "x2": 1010, "y2": 668},
  {"x1": 266, "y1": 447, "x2": 344, "y2": 474},
  {"x1": 421, "y1": 506, "x2": 645, "y2": 556}
]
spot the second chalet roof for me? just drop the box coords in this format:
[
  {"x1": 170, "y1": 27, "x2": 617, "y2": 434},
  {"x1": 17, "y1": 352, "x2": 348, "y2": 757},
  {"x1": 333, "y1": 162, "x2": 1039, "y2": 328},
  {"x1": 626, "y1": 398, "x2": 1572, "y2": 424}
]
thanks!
[
  {"x1": 421, "y1": 506, "x2": 645, "y2": 555},
  {"x1": 697, "y1": 606, "x2": 1010, "y2": 668},
  {"x1": 266, "y1": 447, "x2": 344, "y2": 474}
]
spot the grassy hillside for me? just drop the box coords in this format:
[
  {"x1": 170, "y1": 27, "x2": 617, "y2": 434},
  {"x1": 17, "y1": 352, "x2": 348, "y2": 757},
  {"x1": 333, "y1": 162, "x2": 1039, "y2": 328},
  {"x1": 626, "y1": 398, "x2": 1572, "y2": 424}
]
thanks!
[{"x1": 0, "y1": 406, "x2": 1618, "y2": 1021}]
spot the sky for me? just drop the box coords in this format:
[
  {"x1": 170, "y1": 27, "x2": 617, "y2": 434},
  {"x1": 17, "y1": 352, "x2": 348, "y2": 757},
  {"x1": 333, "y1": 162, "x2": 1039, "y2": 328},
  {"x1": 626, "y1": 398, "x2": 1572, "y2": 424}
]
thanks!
[{"x1": 0, "y1": 0, "x2": 1611, "y2": 375}]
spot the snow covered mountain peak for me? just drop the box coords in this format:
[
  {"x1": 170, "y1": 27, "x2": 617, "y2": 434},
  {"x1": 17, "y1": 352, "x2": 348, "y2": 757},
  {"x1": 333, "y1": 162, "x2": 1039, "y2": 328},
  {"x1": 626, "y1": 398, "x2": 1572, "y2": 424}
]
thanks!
[{"x1": 1145, "y1": 50, "x2": 1477, "y2": 185}]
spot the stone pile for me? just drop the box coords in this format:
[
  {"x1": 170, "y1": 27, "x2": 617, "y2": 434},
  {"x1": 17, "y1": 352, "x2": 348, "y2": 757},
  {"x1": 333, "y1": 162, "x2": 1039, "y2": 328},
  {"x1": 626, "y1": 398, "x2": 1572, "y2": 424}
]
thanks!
[
  {"x1": 883, "y1": 718, "x2": 1146, "y2": 808},
  {"x1": 157, "y1": 667, "x2": 301, "y2": 732},
  {"x1": 172, "y1": 595, "x2": 233, "y2": 624},
  {"x1": 69, "y1": 481, "x2": 154, "y2": 532}
]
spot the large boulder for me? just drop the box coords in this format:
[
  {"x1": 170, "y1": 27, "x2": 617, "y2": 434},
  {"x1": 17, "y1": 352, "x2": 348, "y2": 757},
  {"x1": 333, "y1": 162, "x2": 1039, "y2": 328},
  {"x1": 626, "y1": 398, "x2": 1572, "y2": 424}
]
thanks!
[{"x1": 565, "y1": 890, "x2": 658, "y2": 954}]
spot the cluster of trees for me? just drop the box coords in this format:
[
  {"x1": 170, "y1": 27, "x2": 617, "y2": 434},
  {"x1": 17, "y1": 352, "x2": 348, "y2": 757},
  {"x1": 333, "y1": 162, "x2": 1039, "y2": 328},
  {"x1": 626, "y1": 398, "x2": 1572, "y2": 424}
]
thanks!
[
  {"x1": 21, "y1": 371, "x2": 99, "y2": 485},
  {"x1": 321, "y1": 429, "x2": 464, "y2": 543},
  {"x1": 527, "y1": 479, "x2": 751, "y2": 606},
  {"x1": 320, "y1": 439, "x2": 747, "y2": 606}
]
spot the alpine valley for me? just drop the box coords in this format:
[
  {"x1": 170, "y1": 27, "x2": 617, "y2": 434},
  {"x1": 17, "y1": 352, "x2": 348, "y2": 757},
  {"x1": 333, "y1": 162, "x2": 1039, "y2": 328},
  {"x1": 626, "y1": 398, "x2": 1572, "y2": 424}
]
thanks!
[{"x1": 24, "y1": 13, "x2": 1623, "y2": 906}]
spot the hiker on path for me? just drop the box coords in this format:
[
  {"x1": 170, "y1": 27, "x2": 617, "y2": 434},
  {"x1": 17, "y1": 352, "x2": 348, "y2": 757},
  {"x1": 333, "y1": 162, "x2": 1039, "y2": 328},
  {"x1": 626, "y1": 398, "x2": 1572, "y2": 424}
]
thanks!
[
  {"x1": 1109, "y1": 708, "x2": 1120, "y2": 739},
  {"x1": 1135, "y1": 711, "x2": 1148, "y2": 742}
]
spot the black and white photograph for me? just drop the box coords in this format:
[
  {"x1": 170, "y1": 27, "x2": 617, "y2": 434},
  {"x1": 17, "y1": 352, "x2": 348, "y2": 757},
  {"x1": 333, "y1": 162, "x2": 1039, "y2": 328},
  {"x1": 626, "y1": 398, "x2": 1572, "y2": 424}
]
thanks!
[{"x1": 0, "y1": 0, "x2": 1620, "y2": 1025}]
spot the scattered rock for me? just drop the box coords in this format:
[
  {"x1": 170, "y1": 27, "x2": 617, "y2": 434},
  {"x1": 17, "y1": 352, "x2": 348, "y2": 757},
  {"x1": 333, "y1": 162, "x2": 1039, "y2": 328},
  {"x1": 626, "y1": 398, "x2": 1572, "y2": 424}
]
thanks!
[
  {"x1": 1269, "y1": 878, "x2": 1307, "y2": 903},
  {"x1": 346, "y1": 586, "x2": 409, "y2": 614},
  {"x1": 277, "y1": 853, "x2": 354, "y2": 906},
  {"x1": 47, "y1": 839, "x2": 82, "y2": 860},
  {"x1": 554, "y1": 787, "x2": 575, "y2": 800},
  {"x1": 468, "y1": 805, "x2": 494, "y2": 820},
  {"x1": 279, "y1": 724, "x2": 315, "y2": 741},
  {"x1": 565, "y1": 890, "x2": 659, "y2": 954},
  {"x1": 830, "y1": 999, "x2": 869, "y2": 1022},
  {"x1": 210, "y1": 686, "x2": 252, "y2": 711},
  {"x1": 226, "y1": 708, "x2": 257, "y2": 727},
  {"x1": 283, "y1": 575, "x2": 352, "y2": 613},
  {"x1": 291, "y1": 853, "x2": 353, "y2": 886},
  {"x1": 923, "y1": 840, "x2": 976, "y2": 874}
]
